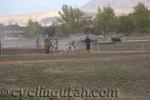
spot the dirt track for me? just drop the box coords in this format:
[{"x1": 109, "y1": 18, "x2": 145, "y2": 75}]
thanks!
[
  {"x1": 0, "y1": 57, "x2": 99, "y2": 65},
  {"x1": 0, "y1": 52, "x2": 150, "y2": 65}
]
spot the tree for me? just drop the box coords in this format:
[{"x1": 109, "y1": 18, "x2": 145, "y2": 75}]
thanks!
[
  {"x1": 24, "y1": 20, "x2": 43, "y2": 38},
  {"x1": 43, "y1": 23, "x2": 57, "y2": 37},
  {"x1": 58, "y1": 5, "x2": 83, "y2": 36},
  {"x1": 94, "y1": 6, "x2": 117, "y2": 35},
  {"x1": 131, "y1": 2, "x2": 150, "y2": 32},
  {"x1": 117, "y1": 15, "x2": 134, "y2": 34}
]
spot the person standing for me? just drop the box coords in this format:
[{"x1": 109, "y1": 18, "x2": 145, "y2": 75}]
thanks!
[
  {"x1": 49, "y1": 38, "x2": 54, "y2": 54},
  {"x1": 44, "y1": 38, "x2": 50, "y2": 54},
  {"x1": 36, "y1": 38, "x2": 40, "y2": 48},
  {"x1": 85, "y1": 36, "x2": 91, "y2": 52},
  {"x1": 54, "y1": 39, "x2": 59, "y2": 50}
]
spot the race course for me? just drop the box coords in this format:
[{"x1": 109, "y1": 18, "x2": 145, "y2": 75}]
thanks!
[{"x1": 0, "y1": 52, "x2": 150, "y2": 100}]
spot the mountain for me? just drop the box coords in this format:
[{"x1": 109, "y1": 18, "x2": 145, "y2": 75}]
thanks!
[
  {"x1": 0, "y1": 11, "x2": 59, "y2": 26},
  {"x1": 81, "y1": 0, "x2": 150, "y2": 15},
  {"x1": 40, "y1": 17, "x2": 59, "y2": 26},
  {"x1": 0, "y1": 0, "x2": 149, "y2": 26}
]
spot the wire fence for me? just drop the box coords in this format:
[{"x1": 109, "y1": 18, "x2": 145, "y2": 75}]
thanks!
[
  {"x1": 91, "y1": 40, "x2": 150, "y2": 53},
  {"x1": 1, "y1": 37, "x2": 150, "y2": 55}
]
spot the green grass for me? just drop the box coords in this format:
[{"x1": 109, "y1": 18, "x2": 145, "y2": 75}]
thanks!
[
  {"x1": 0, "y1": 53, "x2": 150, "y2": 100},
  {"x1": 92, "y1": 41, "x2": 150, "y2": 52}
]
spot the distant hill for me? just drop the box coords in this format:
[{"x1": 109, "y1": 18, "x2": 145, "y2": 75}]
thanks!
[
  {"x1": 81, "y1": 0, "x2": 150, "y2": 15},
  {"x1": 0, "y1": 11, "x2": 59, "y2": 26},
  {"x1": 0, "y1": 0, "x2": 149, "y2": 26},
  {"x1": 39, "y1": 17, "x2": 59, "y2": 26}
]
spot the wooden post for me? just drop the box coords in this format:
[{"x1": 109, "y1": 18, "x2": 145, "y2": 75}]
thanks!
[
  {"x1": 141, "y1": 42, "x2": 144, "y2": 52},
  {"x1": 0, "y1": 40, "x2": 2, "y2": 55}
]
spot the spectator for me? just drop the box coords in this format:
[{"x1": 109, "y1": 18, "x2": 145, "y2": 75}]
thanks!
[
  {"x1": 54, "y1": 39, "x2": 59, "y2": 50},
  {"x1": 49, "y1": 38, "x2": 54, "y2": 54},
  {"x1": 44, "y1": 38, "x2": 50, "y2": 54},
  {"x1": 85, "y1": 36, "x2": 91, "y2": 52},
  {"x1": 36, "y1": 38, "x2": 40, "y2": 48}
]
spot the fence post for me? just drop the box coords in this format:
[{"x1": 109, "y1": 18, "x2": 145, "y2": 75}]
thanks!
[
  {"x1": 141, "y1": 42, "x2": 144, "y2": 52},
  {"x1": 97, "y1": 43, "x2": 99, "y2": 53},
  {"x1": 0, "y1": 40, "x2": 2, "y2": 55}
]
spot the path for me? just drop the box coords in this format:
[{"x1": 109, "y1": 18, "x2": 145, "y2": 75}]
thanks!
[{"x1": 0, "y1": 57, "x2": 99, "y2": 65}]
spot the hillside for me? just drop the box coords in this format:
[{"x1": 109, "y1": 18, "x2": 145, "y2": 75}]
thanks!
[
  {"x1": 81, "y1": 0, "x2": 150, "y2": 15},
  {"x1": 0, "y1": 11, "x2": 59, "y2": 26}
]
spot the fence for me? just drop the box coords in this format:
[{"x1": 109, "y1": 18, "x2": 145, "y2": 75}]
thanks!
[
  {"x1": 91, "y1": 40, "x2": 150, "y2": 53},
  {"x1": 0, "y1": 38, "x2": 44, "y2": 55}
]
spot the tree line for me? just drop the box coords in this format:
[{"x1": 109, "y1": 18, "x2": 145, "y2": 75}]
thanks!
[{"x1": 24, "y1": 2, "x2": 150, "y2": 38}]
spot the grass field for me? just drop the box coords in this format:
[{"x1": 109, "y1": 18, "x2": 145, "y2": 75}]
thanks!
[
  {"x1": 92, "y1": 41, "x2": 150, "y2": 52},
  {"x1": 0, "y1": 52, "x2": 150, "y2": 100}
]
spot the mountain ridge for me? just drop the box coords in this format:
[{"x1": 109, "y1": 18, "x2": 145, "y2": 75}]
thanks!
[
  {"x1": 81, "y1": 0, "x2": 150, "y2": 15},
  {"x1": 0, "y1": 11, "x2": 59, "y2": 26},
  {"x1": 0, "y1": 0, "x2": 150, "y2": 26}
]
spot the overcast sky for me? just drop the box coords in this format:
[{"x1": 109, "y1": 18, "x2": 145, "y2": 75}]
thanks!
[{"x1": 0, "y1": 0, "x2": 90, "y2": 16}]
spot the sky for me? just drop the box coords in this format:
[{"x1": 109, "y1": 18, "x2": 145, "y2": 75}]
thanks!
[{"x1": 0, "y1": 0, "x2": 90, "y2": 16}]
